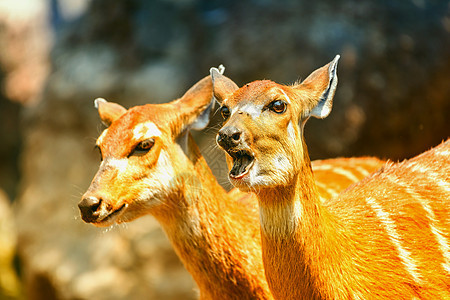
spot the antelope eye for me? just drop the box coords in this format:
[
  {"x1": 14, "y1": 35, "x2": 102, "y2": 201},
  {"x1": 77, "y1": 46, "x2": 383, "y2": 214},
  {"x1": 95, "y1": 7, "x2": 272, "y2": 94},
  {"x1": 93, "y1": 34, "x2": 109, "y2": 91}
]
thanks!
[
  {"x1": 220, "y1": 106, "x2": 231, "y2": 120},
  {"x1": 268, "y1": 100, "x2": 287, "y2": 114},
  {"x1": 94, "y1": 145, "x2": 103, "y2": 161},
  {"x1": 132, "y1": 138, "x2": 155, "y2": 156}
]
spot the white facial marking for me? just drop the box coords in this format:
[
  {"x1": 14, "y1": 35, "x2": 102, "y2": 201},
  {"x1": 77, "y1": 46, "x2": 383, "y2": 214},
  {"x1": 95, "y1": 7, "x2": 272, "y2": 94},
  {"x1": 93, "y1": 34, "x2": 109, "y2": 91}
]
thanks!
[
  {"x1": 365, "y1": 196, "x2": 422, "y2": 283},
  {"x1": 280, "y1": 89, "x2": 292, "y2": 104},
  {"x1": 248, "y1": 160, "x2": 263, "y2": 185},
  {"x1": 232, "y1": 103, "x2": 264, "y2": 119},
  {"x1": 103, "y1": 158, "x2": 129, "y2": 174},
  {"x1": 135, "y1": 150, "x2": 175, "y2": 205},
  {"x1": 287, "y1": 121, "x2": 296, "y2": 141},
  {"x1": 273, "y1": 154, "x2": 292, "y2": 173},
  {"x1": 240, "y1": 154, "x2": 293, "y2": 189},
  {"x1": 133, "y1": 121, "x2": 162, "y2": 142}
]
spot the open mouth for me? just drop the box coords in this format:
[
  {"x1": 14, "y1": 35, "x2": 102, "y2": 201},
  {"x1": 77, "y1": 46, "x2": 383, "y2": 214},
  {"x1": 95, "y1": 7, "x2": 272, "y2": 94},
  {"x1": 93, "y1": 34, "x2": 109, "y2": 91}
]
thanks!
[
  {"x1": 228, "y1": 150, "x2": 255, "y2": 179},
  {"x1": 96, "y1": 203, "x2": 127, "y2": 226}
]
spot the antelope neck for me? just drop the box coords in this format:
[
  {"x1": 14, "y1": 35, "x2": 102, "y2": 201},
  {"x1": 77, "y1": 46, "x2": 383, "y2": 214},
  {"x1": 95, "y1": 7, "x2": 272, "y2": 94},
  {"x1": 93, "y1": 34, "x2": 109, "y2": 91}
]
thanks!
[
  {"x1": 155, "y1": 141, "x2": 271, "y2": 299},
  {"x1": 257, "y1": 160, "x2": 356, "y2": 299},
  {"x1": 258, "y1": 161, "x2": 330, "y2": 237}
]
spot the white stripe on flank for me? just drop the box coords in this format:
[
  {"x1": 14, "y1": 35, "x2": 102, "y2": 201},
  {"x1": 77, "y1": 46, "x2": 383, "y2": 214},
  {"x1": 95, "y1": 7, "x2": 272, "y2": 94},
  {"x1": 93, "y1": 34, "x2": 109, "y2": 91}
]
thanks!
[
  {"x1": 366, "y1": 196, "x2": 422, "y2": 283},
  {"x1": 435, "y1": 147, "x2": 450, "y2": 158},
  {"x1": 387, "y1": 174, "x2": 450, "y2": 275},
  {"x1": 311, "y1": 163, "x2": 333, "y2": 171},
  {"x1": 407, "y1": 161, "x2": 450, "y2": 194},
  {"x1": 331, "y1": 167, "x2": 360, "y2": 183},
  {"x1": 315, "y1": 181, "x2": 339, "y2": 199},
  {"x1": 355, "y1": 166, "x2": 371, "y2": 177}
]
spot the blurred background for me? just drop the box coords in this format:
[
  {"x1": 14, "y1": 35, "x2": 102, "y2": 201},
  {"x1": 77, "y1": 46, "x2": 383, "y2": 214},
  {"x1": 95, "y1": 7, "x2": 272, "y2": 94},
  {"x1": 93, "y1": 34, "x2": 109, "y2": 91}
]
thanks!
[{"x1": 0, "y1": 0, "x2": 449, "y2": 299}]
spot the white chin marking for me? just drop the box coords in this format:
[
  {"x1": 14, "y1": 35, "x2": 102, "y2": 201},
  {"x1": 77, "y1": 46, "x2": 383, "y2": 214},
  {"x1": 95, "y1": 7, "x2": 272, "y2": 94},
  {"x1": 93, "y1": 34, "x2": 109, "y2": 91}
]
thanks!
[{"x1": 247, "y1": 161, "x2": 275, "y2": 188}]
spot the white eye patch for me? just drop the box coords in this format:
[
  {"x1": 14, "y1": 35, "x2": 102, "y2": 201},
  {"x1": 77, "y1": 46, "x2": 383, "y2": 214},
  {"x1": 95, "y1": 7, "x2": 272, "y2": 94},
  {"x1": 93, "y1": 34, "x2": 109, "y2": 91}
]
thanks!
[
  {"x1": 231, "y1": 103, "x2": 264, "y2": 119},
  {"x1": 102, "y1": 158, "x2": 129, "y2": 173},
  {"x1": 132, "y1": 121, "x2": 162, "y2": 141},
  {"x1": 229, "y1": 88, "x2": 291, "y2": 120}
]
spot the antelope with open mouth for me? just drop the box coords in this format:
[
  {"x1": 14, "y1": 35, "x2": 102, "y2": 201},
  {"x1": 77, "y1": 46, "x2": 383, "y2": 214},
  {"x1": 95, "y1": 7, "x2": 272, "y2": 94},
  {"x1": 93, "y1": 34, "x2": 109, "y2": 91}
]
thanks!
[
  {"x1": 212, "y1": 57, "x2": 450, "y2": 299},
  {"x1": 78, "y1": 68, "x2": 384, "y2": 299}
]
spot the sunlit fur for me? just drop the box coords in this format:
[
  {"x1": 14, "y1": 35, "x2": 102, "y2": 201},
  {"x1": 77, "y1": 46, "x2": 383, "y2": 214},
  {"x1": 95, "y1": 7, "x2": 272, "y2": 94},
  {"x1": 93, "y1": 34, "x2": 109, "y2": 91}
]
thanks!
[
  {"x1": 219, "y1": 81, "x2": 302, "y2": 191},
  {"x1": 213, "y1": 59, "x2": 450, "y2": 299},
  {"x1": 82, "y1": 76, "x2": 384, "y2": 299}
]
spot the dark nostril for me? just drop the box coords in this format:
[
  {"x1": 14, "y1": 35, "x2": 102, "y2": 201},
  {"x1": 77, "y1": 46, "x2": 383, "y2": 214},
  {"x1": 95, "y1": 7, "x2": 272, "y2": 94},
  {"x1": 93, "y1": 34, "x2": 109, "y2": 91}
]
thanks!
[
  {"x1": 217, "y1": 126, "x2": 243, "y2": 150},
  {"x1": 80, "y1": 196, "x2": 101, "y2": 210},
  {"x1": 217, "y1": 133, "x2": 224, "y2": 142},
  {"x1": 78, "y1": 196, "x2": 102, "y2": 223}
]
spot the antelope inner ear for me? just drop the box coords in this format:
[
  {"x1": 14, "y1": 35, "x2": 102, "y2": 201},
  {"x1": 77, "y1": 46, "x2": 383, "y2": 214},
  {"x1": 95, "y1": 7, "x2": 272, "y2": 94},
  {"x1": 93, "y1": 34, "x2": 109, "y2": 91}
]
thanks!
[
  {"x1": 310, "y1": 55, "x2": 339, "y2": 119},
  {"x1": 189, "y1": 97, "x2": 215, "y2": 131},
  {"x1": 210, "y1": 67, "x2": 239, "y2": 104},
  {"x1": 296, "y1": 55, "x2": 340, "y2": 120},
  {"x1": 95, "y1": 98, "x2": 127, "y2": 127},
  {"x1": 173, "y1": 75, "x2": 215, "y2": 135}
]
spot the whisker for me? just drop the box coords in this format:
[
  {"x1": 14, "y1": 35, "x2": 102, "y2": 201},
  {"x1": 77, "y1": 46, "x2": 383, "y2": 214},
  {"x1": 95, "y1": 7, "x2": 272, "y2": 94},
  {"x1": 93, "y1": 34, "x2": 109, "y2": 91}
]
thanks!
[{"x1": 102, "y1": 225, "x2": 115, "y2": 234}]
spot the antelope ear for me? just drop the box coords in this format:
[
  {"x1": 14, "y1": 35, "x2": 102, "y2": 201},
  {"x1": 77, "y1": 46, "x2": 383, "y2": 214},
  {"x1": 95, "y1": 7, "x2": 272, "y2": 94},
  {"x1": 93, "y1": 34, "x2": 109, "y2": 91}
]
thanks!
[
  {"x1": 183, "y1": 75, "x2": 216, "y2": 131},
  {"x1": 176, "y1": 76, "x2": 214, "y2": 132},
  {"x1": 297, "y1": 55, "x2": 340, "y2": 119},
  {"x1": 189, "y1": 98, "x2": 214, "y2": 131},
  {"x1": 210, "y1": 65, "x2": 238, "y2": 104},
  {"x1": 172, "y1": 73, "x2": 218, "y2": 156},
  {"x1": 94, "y1": 98, "x2": 127, "y2": 126}
]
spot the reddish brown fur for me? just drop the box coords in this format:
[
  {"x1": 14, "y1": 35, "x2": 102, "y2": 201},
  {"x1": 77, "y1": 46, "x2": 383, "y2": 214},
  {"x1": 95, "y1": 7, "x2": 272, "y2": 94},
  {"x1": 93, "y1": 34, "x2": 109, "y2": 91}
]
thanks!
[
  {"x1": 81, "y1": 76, "x2": 384, "y2": 299},
  {"x1": 312, "y1": 157, "x2": 384, "y2": 200},
  {"x1": 259, "y1": 142, "x2": 450, "y2": 299},
  {"x1": 213, "y1": 60, "x2": 450, "y2": 299}
]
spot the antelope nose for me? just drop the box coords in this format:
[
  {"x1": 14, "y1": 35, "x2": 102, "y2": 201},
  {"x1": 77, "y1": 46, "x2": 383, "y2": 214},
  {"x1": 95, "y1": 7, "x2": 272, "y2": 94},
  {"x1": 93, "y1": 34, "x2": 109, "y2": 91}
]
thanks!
[
  {"x1": 217, "y1": 126, "x2": 242, "y2": 150},
  {"x1": 78, "y1": 196, "x2": 102, "y2": 223}
]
